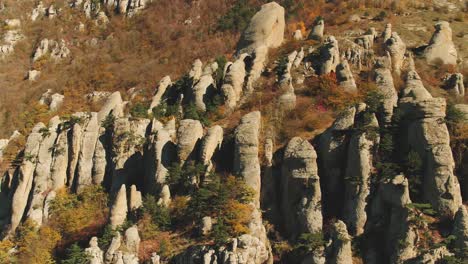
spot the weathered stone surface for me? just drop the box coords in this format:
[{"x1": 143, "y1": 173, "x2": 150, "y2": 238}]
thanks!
[
  {"x1": 385, "y1": 32, "x2": 406, "y2": 75},
  {"x1": 336, "y1": 60, "x2": 357, "y2": 92},
  {"x1": 425, "y1": 21, "x2": 458, "y2": 65},
  {"x1": 237, "y1": 2, "x2": 285, "y2": 54},
  {"x1": 328, "y1": 220, "x2": 352, "y2": 264},
  {"x1": 92, "y1": 127, "x2": 107, "y2": 185},
  {"x1": 373, "y1": 56, "x2": 398, "y2": 124},
  {"x1": 124, "y1": 225, "x2": 140, "y2": 255},
  {"x1": 105, "y1": 232, "x2": 121, "y2": 263},
  {"x1": 452, "y1": 205, "x2": 468, "y2": 251},
  {"x1": 28, "y1": 70, "x2": 41, "y2": 81},
  {"x1": 189, "y1": 59, "x2": 203, "y2": 81},
  {"x1": 85, "y1": 237, "x2": 104, "y2": 264},
  {"x1": 157, "y1": 184, "x2": 171, "y2": 207},
  {"x1": 192, "y1": 72, "x2": 215, "y2": 112},
  {"x1": 293, "y1": 29, "x2": 303, "y2": 40},
  {"x1": 234, "y1": 111, "x2": 261, "y2": 204},
  {"x1": 308, "y1": 18, "x2": 324, "y2": 40},
  {"x1": 27, "y1": 117, "x2": 60, "y2": 226},
  {"x1": 200, "y1": 125, "x2": 223, "y2": 169},
  {"x1": 129, "y1": 185, "x2": 142, "y2": 211},
  {"x1": 343, "y1": 113, "x2": 379, "y2": 236},
  {"x1": 443, "y1": 73, "x2": 465, "y2": 96},
  {"x1": 399, "y1": 71, "x2": 462, "y2": 217},
  {"x1": 76, "y1": 113, "x2": 99, "y2": 192},
  {"x1": 110, "y1": 184, "x2": 128, "y2": 228},
  {"x1": 200, "y1": 216, "x2": 212, "y2": 236},
  {"x1": 382, "y1": 23, "x2": 392, "y2": 43},
  {"x1": 282, "y1": 137, "x2": 322, "y2": 239},
  {"x1": 50, "y1": 128, "x2": 69, "y2": 190},
  {"x1": 148, "y1": 76, "x2": 172, "y2": 112},
  {"x1": 33, "y1": 39, "x2": 70, "y2": 62},
  {"x1": 222, "y1": 54, "x2": 248, "y2": 110},
  {"x1": 318, "y1": 36, "x2": 340, "y2": 75},
  {"x1": 98, "y1": 91, "x2": 124, "y2": 122},
  {"x1": 177, "y1": 119, "x2": 203, "y2": 165}
]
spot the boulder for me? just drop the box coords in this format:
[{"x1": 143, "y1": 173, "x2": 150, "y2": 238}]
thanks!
[
  {"x1": 200, "y1": 125, "x2": 223, "y2": 169},
  {"x1": 293, "y1": 29, "x2": 303, "y2": 40},
  {"x1": 110, "y1": 185, "x2": 128, "y2": 228},
  {"x1": 98, "y1": 91, "x2": 124, "y2": 122},
  {"x1": 222, "y1": 54, "x2": 248, "y2": 110},
  {"x1": 75, "y1": 113, "x2": 99, "y2": 192},
  {"x1": 85, "y1": 237, "x2": 104, "y2": 264},
  {"x1": 443, "y1": 73, "x2": 465, "y2": 96},
  {"x1": 189, "y1": 59, "x2": 203, "y2": 81},
  {"x1": 129, "y1": 185, "x2": 142, "y2": 211},
  {"x1": 282, "y1": 137, "x2": 322, "y2": 239},
  {"x1": 385, "y1": 32, "x2": 406, "y2": 75},
  {"x1": 328, "y1": 221, "x2": 352, "y2": 264},
  {"x1": 28, "y1": 70, "x2": 41, "y2": 81},
  {"x1": 177, "y1": 119, "x2": 203, "y2": 164},
  {"x1": 308, "y1": 18, "x2": 325, "y2": 40},
  {"x1": 234, "y1": 111, "x2": 262, "y2": 204},
  {"x1": 318, "y1": 36, "x2": 340, "y2": 75},
  {"x1": 148, "y1": 76, "x2": 172, "y2": 113},
  {"x1": 452, "y1": 205, "x2": 468, "y2": 251},
  {"x1": 237, "y1": 2, "x2": 285, "y2": 54},
  {"x1": 373, "y1": 56, "x2": 398, "y2": 124},
  {"x1": 124, "y1": 226, "x2": 141, "y2": 255},
  {"x1": 192, "y1": 72, "x2": 215, "y2": 112},
  {"x1": 336, "y1": 60, "x2": 357, "y2": 92},
  {"x1": 157, "y1": 184, "x2": 171, "y2": 207},
  {"x1": 425, "y1": 21, "x2": 458, "y2": 65},
  {"x1": 200, "y1": 216, "x2": 212, "y2": 236}
]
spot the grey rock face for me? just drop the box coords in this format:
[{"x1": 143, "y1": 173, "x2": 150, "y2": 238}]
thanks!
[
  {"x1": 443, "y1": 73, "x2": 465, "y2": 96},
  {"x1": 110, "y1": 184, "x2": 128, "y2": 228},
  {"x1": 76, "y1": 113, "x2": 99, "y2": 192},
  {"x1": 373, "y1": 56, "x2": 398, "y2": 124},
  {"x1": 425, "y1": 21, "x2": 458, "y2": 65},
  {"x1": 234, "y1": 111, "x2": 262, "y2": 204},
  {"x1": 192, "y1": 72, "x2": 215, "y2": 112},
  {"x1": 343, "y1": 112, "x2": 379, "y2": 236},
  {"x1": 222, "y1": 54, "x2": 248, "y2": 110},
  {"x1": 189, "y1": 59, "x2": 203, "y2": 81},
  {"x1": 384, "y1": 32, "x2": 406, "y2": 75},
  {"x1": 319, "y1": 36, "x2": 340, "y2": 75},
  {"x1": 382, "y1": 23, "x2": 392, "y2": 43},
  {"x1": 452, "y1": 206, "x2": 468, "y2": 251},
  {"x1": 124, "y1": 226, "x2": 141, "y2": 255},
  {"x1": 148, "y1": 76, "x2": 172, "y2": 113},
  {"x1": 237, "y1": 2, "x2": 285, "y2": 54},
  {"x1": 8, "y1": 123, "x2": 45, "y2": 234},
  {"x1": 336, "y1": 60, "x2": 357, "y2": 92},
  {"x1": 177, "y1": 119, "x2": 203, "y2": 165},
  {"x1": 282, "y1": 137, "x2": 322, "y2": 239},
  {"x1": 50, "y1": 127, "x2": 69, "y2": 190},
  {"x1": 399, "y1": 71, "x2": 462, "y2": 217},
  {"x1": 200, "y1": 125, "x2": 223, "y2": 171},
  {"x1": 308, "y1": 18, "x2": 324, "y2": 40},
  {"x1": 328, "y1": 220, "x2": 352, "y2": 264},
  {"x1": 85, "y1": 237, "x2": 104, "y2": 264},
  {"x1": 98, "y1": 91, "x2": 124, "y2": 122}
]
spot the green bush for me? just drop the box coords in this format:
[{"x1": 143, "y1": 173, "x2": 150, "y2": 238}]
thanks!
[
  {"x1": 101, "y1": 113, "x2": 116, "y2": 130},
  {"x1": 61, "y1": 243, "x2": 87, "y2": 264},
  {"x1": 183, "y1": 103, "x2": 211, "y2": 126},
  {"x1": 130, "y1": 102, "x2": 149, "y2": 119},
  {"x1": 142, "y1": 195, "x2": 171, "y2": 231},
  {"x1": 294, "y1": 232, "x2": 326, "y2": 254},
  {"x1": 217, "y1": 0, "x2": 256, "y2": 32}
]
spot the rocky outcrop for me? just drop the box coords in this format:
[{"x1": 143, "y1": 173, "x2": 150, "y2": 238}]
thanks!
[
  {"x1": 98, "y1": 91, "x2": 124, "y2": 121},
  {"x1": 398, "y1": 70, "x2": 462, "y2": 217},
  {"x1": 129, "y1": 185, "x2": 142, "y2": 211},
  {"x1": 281, "y1": 137, "x2": 322, "y2": 239},
  {"x1": 189, "y1": 59, "x2": 203, "y2": 81},
  {"x1": 124, "y1": 226, "x2": 141, "y2": 255},
  {"x1": 32, "y1": 39, "x2": 70, "y2": 62},
  {"x1": 148, "y1": 76, "x2": 172, "y2": 112},
  {"x1": 177, "y1": 119, "x2": 203, "y2": 165},
  {"x1": 452, "y1": 205, "x2": 468, "y2": 251},
  {"x1": 342, "y1": 110, "x2": 379, "y2": 236},
  {"x1": 8, "y1": 123, "x2": 45, "y2": 234},
  {"x1": 308, "y1": 18, "x2": 324, "y2": 41},
  {"x1": 382, "y1": 23, "x2": 392, "y2": 43},
  {"x1": 222, "y1": 54, "x2": 248, "y2": 110},
  {"x1": 327, "y1": 220, "x2": 352, "y2": 264},
  {"x1": 318, "y1": 36, "x2": 340, "y2": 75},
  {"x1": 38, "y1": 90, "x2": 65, "y2": 111},
  {"x1": 234, "y1": 111, "x2": 262, "y2": 204},
  {"x1": 443, "y1": 73, "x2": 465, "y2": 96},
  {"x1": 31, "y1": 1, "x2": 46, "y2": 21},
  {"x1": 200, "y1": 125, "x2": 223, "y2": 170},
  {"x1": 373, "y1": 56, "x2": 398, "y2": 124},
  {"x1": 336, "y1": 60, "x2": 357, "y2": 92},
  {"x1": 110, "y1": 184, "x2": 128, "y2": 228},
  {"x1": 237, "y1": 2, "x2": 285, "y2": 54},
  {"x1": 85, "y1": 237, "x2": 104, "y2": 264},
  {"x1": 76, "y1": 113, "x2": 100, "y2": 192},
  {"x1": 384, "y1": 32, "x2": 406, "y2": 75},
  {"x1": 192, "y1": 68, "x2": 216, "y2": 112},
  {"x1": 424, "y1": 21, "x2": 458, "y2": 65}
]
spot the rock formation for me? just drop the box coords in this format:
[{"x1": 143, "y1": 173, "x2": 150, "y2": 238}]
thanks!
[
  {"x1": 110, "y1": 184, "x2": 128, "y2": 228},
  {"x1": 177, "y1": 119, "x2": 203, "y2": 165},
  {"x1": 308, "y1": 18, "x2": 325, "y2": 40},
  {"x1": 222, "y1": 54, "x2": 248, "y2": 110},
  {"x1": 327, "y1": 220, "x2": 352, "y2": 264},
  {"x1": 373, "y1": 56, "x2": 398, "y2": 124},
  {"x1": 148, "y1": 76, "x2": 172, "y2": 112},
  {"x1": 318, "y1": 36, "x2": 340, "y2": 75},
  {"x1": 398, "y1": 70, "x2": 462, "y2": 217},
  {"x1": 385, "y1": 32, "x2": 406, "y2": 75},
  {"x1": 336, "y1": 60, "x2": 357, "y2": 92},
  {"x1": 443, "y1": 73, "x2": 465, "y2": 96},
  {"x1": 281, "y1": 137, "x2": 322, "y2": 239},
  {"x1": 424, "y1": 21, "x2": 458, "y2": 65}
]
